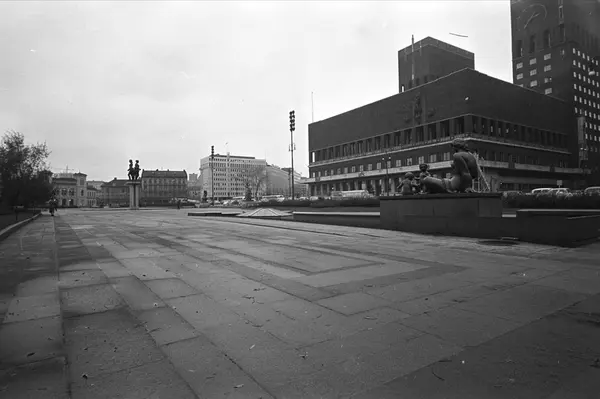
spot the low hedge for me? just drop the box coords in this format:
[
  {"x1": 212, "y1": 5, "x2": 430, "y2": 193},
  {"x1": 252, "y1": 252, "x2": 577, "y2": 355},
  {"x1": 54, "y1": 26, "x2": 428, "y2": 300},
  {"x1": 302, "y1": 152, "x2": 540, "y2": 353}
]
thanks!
[
  {"x1": 502, "y1": 192, "x2": 600, "y2": 209},
  {"x1": 242, "y1": 198, "x2": 381, "y2": 208}
]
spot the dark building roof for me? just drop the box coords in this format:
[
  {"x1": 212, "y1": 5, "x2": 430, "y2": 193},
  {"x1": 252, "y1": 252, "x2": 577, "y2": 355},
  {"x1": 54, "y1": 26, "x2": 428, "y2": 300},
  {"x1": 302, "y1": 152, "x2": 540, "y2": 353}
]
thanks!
[
  {"x1": 101, "y1": 178, "x2": 129, "y2": 188},
  {"x1": 52, "y1": 177, "x2": 77, "y2": 184},
  {"x1": 141, "y1": 170, "x2": 187, "y2": 178},
  {"x1": 398, "y1": 36, "x2": 475, "y2": 60},
  {"x1": 86, "y1": 185, "x2": 98, "y2": 191}
]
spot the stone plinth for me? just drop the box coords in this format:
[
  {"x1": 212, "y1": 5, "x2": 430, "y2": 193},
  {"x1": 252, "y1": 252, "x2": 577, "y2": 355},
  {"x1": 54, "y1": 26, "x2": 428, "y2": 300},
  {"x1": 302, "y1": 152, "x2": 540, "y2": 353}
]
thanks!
[
  {"x1": 125, "y1": 181, "x2": 141, "y2": 210},
  {"x1": 380, "y1": 193, "x2": 503, "y2": 231}
]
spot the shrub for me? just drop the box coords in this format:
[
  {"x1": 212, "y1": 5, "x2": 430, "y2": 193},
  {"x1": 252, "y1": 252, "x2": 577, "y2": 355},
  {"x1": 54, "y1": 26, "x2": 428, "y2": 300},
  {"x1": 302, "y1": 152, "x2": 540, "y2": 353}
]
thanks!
[{"x1": 502, "y1": 192, "x2": 600, "y2": 209}]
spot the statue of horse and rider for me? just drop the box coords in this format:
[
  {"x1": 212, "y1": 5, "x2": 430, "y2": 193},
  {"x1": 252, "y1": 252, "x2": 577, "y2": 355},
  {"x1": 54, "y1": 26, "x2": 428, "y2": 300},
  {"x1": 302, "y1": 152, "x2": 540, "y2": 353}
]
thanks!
[{"x1": 128, "y1": 159, "x2": 140, "y2": 181}]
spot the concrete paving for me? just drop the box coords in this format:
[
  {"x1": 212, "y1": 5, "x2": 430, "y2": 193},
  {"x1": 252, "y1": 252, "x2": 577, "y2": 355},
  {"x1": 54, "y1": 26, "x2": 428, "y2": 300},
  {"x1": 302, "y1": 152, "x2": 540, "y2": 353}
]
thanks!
[{"x1": 0, "y1": 208, "x2": 599, "y2": 398}]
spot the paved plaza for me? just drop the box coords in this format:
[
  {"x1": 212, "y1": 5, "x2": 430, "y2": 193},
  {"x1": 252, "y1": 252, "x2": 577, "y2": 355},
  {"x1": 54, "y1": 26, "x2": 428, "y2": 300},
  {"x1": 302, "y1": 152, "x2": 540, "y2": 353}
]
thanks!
[{"x1": 1, "y1": 208, "x2": 600, "y2": 398}]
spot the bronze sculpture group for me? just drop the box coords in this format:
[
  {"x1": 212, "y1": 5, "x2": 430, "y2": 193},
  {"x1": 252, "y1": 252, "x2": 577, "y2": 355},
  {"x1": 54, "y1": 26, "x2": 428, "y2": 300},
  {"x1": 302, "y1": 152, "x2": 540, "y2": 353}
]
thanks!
[
  {"x1": 128, "y1": 160, "x2": 140, "y2": 181},
  {"x1": 398, "y1": 139, "x2": 479, "y2": 195}
]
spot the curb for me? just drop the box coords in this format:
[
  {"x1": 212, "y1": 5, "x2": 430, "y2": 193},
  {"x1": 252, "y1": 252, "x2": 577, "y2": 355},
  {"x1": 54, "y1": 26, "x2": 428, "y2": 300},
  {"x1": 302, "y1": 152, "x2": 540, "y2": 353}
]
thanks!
[{"x1": 0, "y1": 212, "x2": 42, "y2": 242}]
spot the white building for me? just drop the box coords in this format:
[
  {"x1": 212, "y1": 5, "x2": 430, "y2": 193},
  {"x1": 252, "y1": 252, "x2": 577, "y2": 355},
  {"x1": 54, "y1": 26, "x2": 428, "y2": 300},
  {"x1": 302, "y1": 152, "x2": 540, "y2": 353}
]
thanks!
[{"x1": 200, "y1": 153, "x2": 267, "y2": 199}]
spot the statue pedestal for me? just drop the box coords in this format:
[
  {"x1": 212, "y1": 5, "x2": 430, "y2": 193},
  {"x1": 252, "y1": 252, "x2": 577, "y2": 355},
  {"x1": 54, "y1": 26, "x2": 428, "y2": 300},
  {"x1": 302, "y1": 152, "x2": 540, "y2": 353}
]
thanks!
[{"x1": 125, "y1": 181, "x2": 141, "y2": 210}]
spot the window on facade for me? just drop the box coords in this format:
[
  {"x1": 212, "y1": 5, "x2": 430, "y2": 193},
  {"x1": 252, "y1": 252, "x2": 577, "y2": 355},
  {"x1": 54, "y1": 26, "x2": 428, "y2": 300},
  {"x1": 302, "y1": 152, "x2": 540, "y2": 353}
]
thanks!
[
  {"x1": 343, "y1": 167, "x2": 348, "y2": 174},
  {"x1": 406, "y1": 158, "x2": 413, "y2": 166},
  {"x1": 544, "y1": 77, "x2": 552, "y2": 84},
  {"x1": 515, "y1": 40, "x2": 523, "y2": 57},
  {"x1": 359, "y1": 165, "x2": 364, "y2": 172},
  {"x1": 529, "y1": 35, "x2": 536, "y2": 53},
  {"x1": 443, "y1": 152, "x2": 450, "y2": 161},
  {"x1": 558, "y1": 6, "x2": 564, "y2": 22},
  {"x1": 516, "y1": 62, "x2": 523, "y2": 69},
  {"x1": 516, "y1": 73, "x2": 523, "y2": 80},
  {"x1": 395, "y1": 159, "x2": 401, "y2": 167},
  {"x1": 543, "y1": 53, "x2": 551, "y2": 61},
  {"x1": 376, "y1": 162, "x2": 381, "y2": 170},
  {"x1": 429, "y1": 154, "x2": 437, "y2": 163},
  {"x1": 530, "y1": 69, "x2": 537, "y2": 76},
  {"x1": 417, "y1": 156, "x2": 425, "y2": 164},
  {"x1": 530, "y1": 80, "x2": 538, "y2": 87},
  {"x1": 529, "y1": 58, "x2": 537, "y2": 65},
  {"x1": 367, "y1": 164, "x2": 372, "y2": 171},
  {"x1": 543, "y1": 30, "x2": 551, "y2": 48},
  {"x1": 543, "y1": 65, "x2": 551, "y2": 72}
]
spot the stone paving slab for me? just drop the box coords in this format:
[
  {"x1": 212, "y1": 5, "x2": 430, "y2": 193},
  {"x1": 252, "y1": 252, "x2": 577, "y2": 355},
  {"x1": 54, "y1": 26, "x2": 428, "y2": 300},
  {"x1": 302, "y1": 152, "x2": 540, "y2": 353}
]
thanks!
[
  {"x1": 70, "y1": 359, "x2": 197, "y2": 399},
  {"x1": 3, "y1": 293, "x2": 61, "y2": 323},
  {"x1": 0, "y1": 357, "x2": 69, "y2": 399},
  {"x1": 60, "y1": 284, "x2": 124, "y2": 318},
  {"x1": 0, "y1": 316, "x2": 63, "y2": 367},
  {"x1": 2, "y1": 210, "x2": 600, "y2": 398},
  {"x1": 317, "y1": 292, "x2": 392, "y2": 315},
  {"x1": 162, "y1": 336, "x2": 275, "y2": 398}
]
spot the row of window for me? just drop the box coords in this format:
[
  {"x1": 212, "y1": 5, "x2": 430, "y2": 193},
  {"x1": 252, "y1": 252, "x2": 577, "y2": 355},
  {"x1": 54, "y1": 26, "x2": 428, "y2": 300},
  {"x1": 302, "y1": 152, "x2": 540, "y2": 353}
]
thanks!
[
  {"x1": 144, "y1": 179, "x2": 186, "y2": 184},
  {"x1": 311, "y1": 117, "x2": 568, "y2": 164},
  {"x1": 516, "y1": 53, "x2": 552, "y2": 70},
  {"x1": 516, "y1": 65, "x2": 552, "y2": 80},
  {"x1": 574, "y1": 47, "x2": 598, "y2": 65},
  {"x1": 311, "y1": 152, "x2": 568, "y2": 178}
]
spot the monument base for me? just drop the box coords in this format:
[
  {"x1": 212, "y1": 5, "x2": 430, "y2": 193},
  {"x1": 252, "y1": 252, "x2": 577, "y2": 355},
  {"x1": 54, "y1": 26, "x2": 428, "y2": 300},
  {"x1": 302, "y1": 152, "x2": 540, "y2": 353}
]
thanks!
[
  {"x1": 125, "y1": 181, "x2": 141, "y2": 210},
  {"x1": 379, "y1": 193, "x2": 600, "y2": 246},
  {"x1": 380, "y1": 193, "x2": 503, "y2": 231}
]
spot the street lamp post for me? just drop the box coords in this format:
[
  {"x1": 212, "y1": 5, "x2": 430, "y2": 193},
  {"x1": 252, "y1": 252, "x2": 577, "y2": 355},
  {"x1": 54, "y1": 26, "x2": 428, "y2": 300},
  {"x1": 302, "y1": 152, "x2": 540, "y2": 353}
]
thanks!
[
  {"x1": 289, "y1": 110, "x2": 296, "y2": 199},
  {"x1": 382, "y1": 156, "x2": 391, "y2": 196},
  {"x1": 210, "y1": 145, "x2": 215, "y2": 206}
]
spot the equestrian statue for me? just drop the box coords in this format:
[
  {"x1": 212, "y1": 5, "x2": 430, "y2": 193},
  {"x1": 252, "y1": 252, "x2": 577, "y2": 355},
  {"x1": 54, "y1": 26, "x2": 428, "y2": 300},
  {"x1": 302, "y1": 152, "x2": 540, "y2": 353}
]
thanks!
[{"x1": 128, "y1": 159, "x2": 140, "y2": 181}]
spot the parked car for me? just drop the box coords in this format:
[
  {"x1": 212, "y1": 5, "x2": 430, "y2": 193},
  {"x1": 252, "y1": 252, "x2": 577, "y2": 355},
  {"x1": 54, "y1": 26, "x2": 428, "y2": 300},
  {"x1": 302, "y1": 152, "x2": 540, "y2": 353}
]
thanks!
[
  {"x1": 548, "y1": 188, "x2": 572, "y2": 197},
  {"x1": 584, "y1": 186, "x2": 600, "y2": 195},
  {"x1": 531, "y1": 188, "x2": 553, "y2": 195}
]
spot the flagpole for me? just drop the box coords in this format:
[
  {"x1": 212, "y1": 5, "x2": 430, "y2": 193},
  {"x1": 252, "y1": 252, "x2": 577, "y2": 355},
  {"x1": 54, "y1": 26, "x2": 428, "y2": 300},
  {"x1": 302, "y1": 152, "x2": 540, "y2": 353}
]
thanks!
[
  {"x1": 311, "y1": 92, "x2": 314, "y2": 123},
  {"x1": 411, "y1": 34, "x2": 415, "y2": 83}
]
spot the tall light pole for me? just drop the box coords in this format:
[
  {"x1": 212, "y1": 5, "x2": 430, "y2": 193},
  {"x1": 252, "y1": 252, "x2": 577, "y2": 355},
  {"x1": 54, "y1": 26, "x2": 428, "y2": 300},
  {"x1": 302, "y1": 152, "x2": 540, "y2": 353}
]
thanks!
[
  {"x1": 289, "y1": 110, "x2": 296, "y2": 199},
  {"x1": 210, "y1": 145, "x2": 215, "y2": 205},
  {"x1": 382, "y1": 155, "x2": 391, "y2": 196}
]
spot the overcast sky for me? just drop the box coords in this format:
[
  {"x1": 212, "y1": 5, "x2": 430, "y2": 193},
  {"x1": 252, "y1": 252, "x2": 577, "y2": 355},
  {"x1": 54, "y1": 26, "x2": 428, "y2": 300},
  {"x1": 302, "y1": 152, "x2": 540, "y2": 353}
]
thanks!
[{"x1": 0, "y1": 0, "x2": 511, "y2": 181}]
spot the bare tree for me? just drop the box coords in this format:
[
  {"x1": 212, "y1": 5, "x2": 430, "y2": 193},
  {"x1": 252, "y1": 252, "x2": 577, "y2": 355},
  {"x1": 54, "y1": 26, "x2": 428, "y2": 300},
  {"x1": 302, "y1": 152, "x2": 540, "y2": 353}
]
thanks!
[{"x1": 233, "y1": 164, "x2": 266, "y2": 200}]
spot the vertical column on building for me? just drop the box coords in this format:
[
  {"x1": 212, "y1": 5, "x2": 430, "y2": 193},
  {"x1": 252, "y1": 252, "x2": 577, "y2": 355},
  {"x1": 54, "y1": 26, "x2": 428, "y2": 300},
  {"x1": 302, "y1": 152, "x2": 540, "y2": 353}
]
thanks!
[{"x1": 464, "y1": 115, "x2": 473, "y2": 135}]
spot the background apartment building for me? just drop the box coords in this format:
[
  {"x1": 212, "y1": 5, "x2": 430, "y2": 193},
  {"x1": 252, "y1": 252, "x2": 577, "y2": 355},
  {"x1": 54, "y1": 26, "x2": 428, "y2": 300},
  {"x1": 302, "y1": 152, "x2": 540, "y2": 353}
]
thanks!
[
  {"x1": 101, "y1": 178, "x2": 129, "y2": 207},
  {"x1": 141, "y1": 169, "x2": 188, "y2": 205},
  {"x1": 52, "y1": 172, "x2": 88, "y2": 207},
  {"x1": 200, "y1": 153, "x2": 267, "y2": 199}
]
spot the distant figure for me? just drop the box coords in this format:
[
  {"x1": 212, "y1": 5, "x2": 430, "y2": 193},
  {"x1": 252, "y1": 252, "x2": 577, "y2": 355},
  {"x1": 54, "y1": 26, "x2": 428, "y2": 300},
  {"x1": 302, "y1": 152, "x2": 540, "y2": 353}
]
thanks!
[
  {"x1": 399, "y1": 172, "x2": 415, "y2": 195},
  {"x1": 177, "y1": 199, "x2": 181, "y2": 210}
]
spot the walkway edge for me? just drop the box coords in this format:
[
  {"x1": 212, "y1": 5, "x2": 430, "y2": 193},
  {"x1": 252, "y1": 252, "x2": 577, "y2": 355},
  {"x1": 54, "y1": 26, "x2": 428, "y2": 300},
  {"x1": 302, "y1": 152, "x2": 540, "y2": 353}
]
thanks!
[{"x1": 0, "y1": 212, "x2": 41, "y2": 241}]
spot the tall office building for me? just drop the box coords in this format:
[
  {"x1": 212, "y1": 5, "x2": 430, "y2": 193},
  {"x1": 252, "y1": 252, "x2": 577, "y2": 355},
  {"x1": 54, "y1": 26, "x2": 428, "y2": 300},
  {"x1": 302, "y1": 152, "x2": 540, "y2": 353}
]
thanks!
[
  {"x1": 398, "y1": 36, "x2": 475, "y2": 93},
  {"x1": 199, "y1": 153, "x2": 267, "y2": 199},
  {"x1": 510, "y1": 0, "x2": 600, "y2": 183}
]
